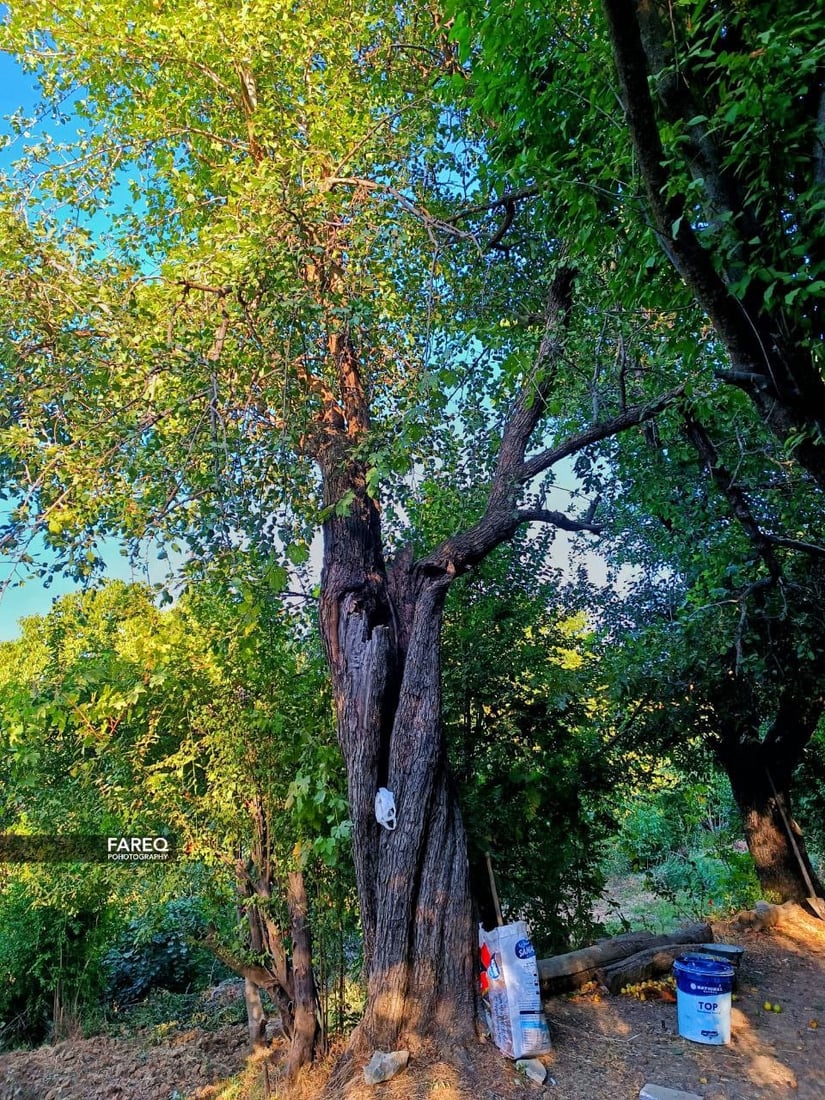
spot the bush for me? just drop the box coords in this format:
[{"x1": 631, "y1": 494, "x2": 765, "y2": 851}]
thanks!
[
  {"x1": 608, "y1": 769, "x2": 761, "y2": 918},
  {"x1": 103, "y1": 897, "x2": 220, "y2": 1008}
]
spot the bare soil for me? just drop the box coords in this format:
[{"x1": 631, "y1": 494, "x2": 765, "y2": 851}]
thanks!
[{"x1": 1, "y1": 908, "x2": 824, "y2": 1100}]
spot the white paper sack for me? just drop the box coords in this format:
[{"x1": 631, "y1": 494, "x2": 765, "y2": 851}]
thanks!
[{"x1": 479, "y1": 921, "x2": 552, "y2": 1060}]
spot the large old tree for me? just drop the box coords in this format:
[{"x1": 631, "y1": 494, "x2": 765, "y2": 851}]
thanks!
[{"x1": 0, "y1": 0, "x2": 678, "y2": 1062}]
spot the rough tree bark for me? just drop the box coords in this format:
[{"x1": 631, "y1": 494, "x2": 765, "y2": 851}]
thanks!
[{"x1": 309, "y1": 268, "x2": 682, "y2": 1056}]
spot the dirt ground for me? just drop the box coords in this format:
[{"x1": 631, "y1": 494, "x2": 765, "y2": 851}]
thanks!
[{"x1": 1, "y1": 907, "x2": 823, "y2": 1100}]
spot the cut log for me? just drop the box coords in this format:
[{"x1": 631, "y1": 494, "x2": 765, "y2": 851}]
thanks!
[
  {"x1": 598, "y1": 943, "x2": 710, "y2": 995},
  {"x1": 538, "y1": 923, "x2": 713, "y2": 996}
]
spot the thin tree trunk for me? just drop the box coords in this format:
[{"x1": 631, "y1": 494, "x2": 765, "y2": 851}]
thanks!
[
  {"x1": 244, "y1": 978, "x2": 267, "y2": 1048},
  {"x1": 285, "y1": 870, "x2": 322, "y2": 1078}
]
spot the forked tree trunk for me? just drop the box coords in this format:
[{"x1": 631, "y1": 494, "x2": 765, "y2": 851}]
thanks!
[
  {"x1": 213, "y1": 860, "x2": 321, "y2": 1073},
  {"x1": 312, "y1": 266, "x2": 675, "y2": 1056},
  {"x1": 320, "y1": 541, "x2": 477, "y2": 1052}
]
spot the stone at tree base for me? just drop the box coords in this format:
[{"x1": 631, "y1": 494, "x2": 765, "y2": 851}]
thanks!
[
  {"x1": 639, "y1": 1085, "x2": 703, "y2": 1100},
  {"x1": 363, "y1": 1049, "x2": 410, "y2": 1084},
  {"x1": 515, "y1": 1058, "x2": 548, "y2": 1084}
]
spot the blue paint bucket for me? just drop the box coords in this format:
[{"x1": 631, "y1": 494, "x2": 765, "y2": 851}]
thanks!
[{"x1": 673, "y1": 954, "x2": 735, "y2": 1045}]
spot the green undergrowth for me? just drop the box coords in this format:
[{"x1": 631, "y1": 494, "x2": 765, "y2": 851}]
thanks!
[
  {"x1": 92, "y1": 986, "x2": 250, "y2": 1042},
  {"x1": 599, "y1": 770, "x2": 762, "y2": 932}
]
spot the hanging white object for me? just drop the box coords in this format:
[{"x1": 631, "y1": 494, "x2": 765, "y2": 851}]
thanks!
[{"x1": 375, "y1": 787, "x2": 397, "y2": 831}]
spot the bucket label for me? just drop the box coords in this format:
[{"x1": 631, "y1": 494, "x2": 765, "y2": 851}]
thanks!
[{"x1": 676, "y1": 989, "x2": 731, "y2": 1045}]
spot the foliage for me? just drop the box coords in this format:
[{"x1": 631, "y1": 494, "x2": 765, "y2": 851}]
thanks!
[
  {"x1": 0, "y1": 0, "x2": 474, "y2": 585},
  {"x1": 447, "y1": 0, "x2": 825, "y2": 439},
  {"x1": 0, "y1": 875, "x2": 123, "y2": 1049},
  {"x1": 105, "y1": 988, "x2": 249, "y2": 1041},
  {"x1": 2, "y1": 0, "x2": 821, "y2": 1047},
  {"x1": 445, "y1": 0, "x2": 825, "y2": 899},
  {"x1": 439, "y1": 536, "x2": 616, "y2": 953},
  {"x1": 103, "y1": 898, "x2": 217, "y2": 1008},
  {"x1": 610, "y1": 767, "x2": 761, "y2": 919},
  {"x1": 793, "y1": 730, "x2": 825, "y2": 873},
  {"x1": 0, "y1": 579, "x2": 355, "y2": 1044}
]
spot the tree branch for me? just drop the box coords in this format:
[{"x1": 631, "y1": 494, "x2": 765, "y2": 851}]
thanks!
[
  {"x1": 515, "y1": 507, "x2": 602, "y2": 534},
  {"x1": 203, "y1": 927, "x2": 278, "y2": 991},
  {"x1": 484, "y1": 198, "x2": 516, "y2": 251},
  {"x1": 520, "y1": 386, "x2": 683, "y2": 482},
  {"x1": 444, "y1": 185, "x2": 542, "y2": 223},
  {"x1": 681, "y1": 409, "x2": 782, "y2": 580},
  {"x1": 417, "y1": 270, "x2": 679, "y2": 577},
  {"x1": 766, "y1": 536, "x2": 825, "y2": 560}
]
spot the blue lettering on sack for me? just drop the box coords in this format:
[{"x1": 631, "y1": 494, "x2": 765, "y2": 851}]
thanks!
[{"x1": 514, "y1": 939, "x2": 535, "y2": 960}]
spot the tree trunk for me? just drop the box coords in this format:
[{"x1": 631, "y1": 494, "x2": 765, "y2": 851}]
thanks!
[
  {"x1": 285, "y1": 870, "x2": 323, "y2": 1078},
  {"x1": 721, "y1": 745, "x2": 824, "y2": 903},
  {"x1": 311, "y1": 267, "x2": 666, "y2": 1059},
  {"x1": 320, "y1": 519, "x2": 477, "y2": 1052},
  {"x1": 244, "y1": 978, "x2": 267, "y2": 1048}
]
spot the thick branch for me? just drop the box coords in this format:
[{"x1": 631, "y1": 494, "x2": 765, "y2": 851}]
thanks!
[
  {"x1": 520, "y1": 386, "x2": 683, "y2": 482},
  {"x1": 203, "y1": 928, "x2": 278, "y2": 991},
  {"x1": 636, "y1": 0, "x2": 761, "y2": 247},
  {"x1": 600, "y1": 0, "x2": 769, "y2": 373},
  {"x1": 485, "y1": 198, "x2": 516, "y2": 251},
  {"x1": 419, "y1": 266, "x2": 681, "y2": 576},
  {"x1": 489, "y1": 266, "x2": 578, "y2": 506}
]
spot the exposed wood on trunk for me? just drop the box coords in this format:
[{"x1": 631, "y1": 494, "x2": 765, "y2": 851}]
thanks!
[
  {"x1": 598, "y1": 943, "x2": 711, "y2": 995},
  {"x1": 538, "y1": 923, "x2": 712, "y2": 995}
]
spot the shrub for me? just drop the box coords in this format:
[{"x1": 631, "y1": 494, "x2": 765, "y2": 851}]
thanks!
[{"x1": 103, "y1": 897, "x2": 219, "y2": 1008}]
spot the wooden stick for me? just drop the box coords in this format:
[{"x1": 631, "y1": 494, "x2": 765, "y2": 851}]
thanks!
[{"x1": 485, "y1": 851, "x2": 504, "y2": 927}]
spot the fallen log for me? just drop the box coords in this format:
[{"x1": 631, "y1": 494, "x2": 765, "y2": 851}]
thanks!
[
  {"x1": 538, "y1": 922, "x2": 712, "y2": 996},
  {"x1": 598, "y1": 942, "x2": 710, "y2": 995}
]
